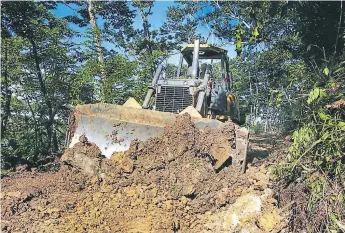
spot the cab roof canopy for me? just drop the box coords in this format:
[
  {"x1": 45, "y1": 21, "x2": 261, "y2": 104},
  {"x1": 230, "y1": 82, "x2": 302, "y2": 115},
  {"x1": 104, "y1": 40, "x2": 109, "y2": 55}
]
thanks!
[{"x1": 181, "y1": 44, "x2": 228, "y2": 65}]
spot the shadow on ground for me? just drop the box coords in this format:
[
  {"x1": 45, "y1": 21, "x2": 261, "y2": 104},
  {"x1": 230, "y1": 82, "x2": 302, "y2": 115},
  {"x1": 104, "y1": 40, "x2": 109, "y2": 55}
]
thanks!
[{"x1": 247, "y1": 133, "x2": 286, "y2": 164}]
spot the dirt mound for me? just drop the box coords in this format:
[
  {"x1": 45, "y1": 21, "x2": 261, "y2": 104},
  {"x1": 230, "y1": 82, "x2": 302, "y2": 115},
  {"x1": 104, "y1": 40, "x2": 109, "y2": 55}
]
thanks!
[
  {"x1": 61, "y1": 140, "x2": 102, "y2": 177},
  {"x1": 1, "y1": 166, "x2": 88, "y2": 232},
  {"x1": 1, "y1": 114, "x2": 283, "y2": 233}
]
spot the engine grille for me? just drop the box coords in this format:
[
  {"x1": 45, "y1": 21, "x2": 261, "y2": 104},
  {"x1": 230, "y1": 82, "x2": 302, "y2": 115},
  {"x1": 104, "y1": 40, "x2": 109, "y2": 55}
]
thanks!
[{"x1": 155, "y1": 86, "x2": 193, "y2": 113}]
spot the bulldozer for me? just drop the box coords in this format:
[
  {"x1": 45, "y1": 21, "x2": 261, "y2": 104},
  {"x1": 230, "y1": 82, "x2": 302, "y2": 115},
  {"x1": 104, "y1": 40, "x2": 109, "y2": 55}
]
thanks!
[{"x1": 65, "y1": 40, "x2": 249, "y2": 172}]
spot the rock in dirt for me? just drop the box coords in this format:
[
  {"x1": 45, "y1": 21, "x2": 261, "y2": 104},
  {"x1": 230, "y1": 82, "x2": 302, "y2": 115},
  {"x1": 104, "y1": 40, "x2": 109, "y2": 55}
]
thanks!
[
  {"x1": 258, "y1": 209, "x2": 281, "y2": 232},
  {"x1": 203, "y1": 194, "x2": 262, "y2": 232},
  {"x1": 61, "y1": 141, "x2": 102, "y2": 177}
]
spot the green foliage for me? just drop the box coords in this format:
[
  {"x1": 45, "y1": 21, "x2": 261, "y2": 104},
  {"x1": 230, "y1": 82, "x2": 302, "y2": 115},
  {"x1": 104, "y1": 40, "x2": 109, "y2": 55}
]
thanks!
[
  {"x1": 249, "y1": 124, "x2": 263, "y2": 135},
  {"x1": 323, "y1": 66, "x2": 330, "y2": 76},
  {"x1": 307, "y1": 88, "x2": 327, "y2": 105},
  {"x1": 103, "y1": 55, "x2": 141, "y2": 104},
  {"x1": 274, "y1": 65, "x2": 345, "y2": 231},
  {"x1": 234, "y1": 24, "x2": 244, "y2": 55},
  {"x1": 1, "y1": 2, "x2": 78, "y2": 168},
  {"x1": 165, "y1": 63, "x2": 178, "y2": 79},
  {"x1": 70, "y1": 59, "x2": 98, "y2": 105}
]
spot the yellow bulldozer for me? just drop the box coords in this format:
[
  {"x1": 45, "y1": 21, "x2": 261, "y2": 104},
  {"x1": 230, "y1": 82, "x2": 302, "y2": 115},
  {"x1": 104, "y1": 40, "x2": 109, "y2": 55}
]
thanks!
[{"x1": 65, "y1": 40, "x2": 249, "y2": 172}]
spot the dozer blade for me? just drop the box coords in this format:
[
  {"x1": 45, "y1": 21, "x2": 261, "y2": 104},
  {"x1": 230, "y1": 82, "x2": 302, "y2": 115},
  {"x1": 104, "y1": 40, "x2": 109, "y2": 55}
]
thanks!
[
  {"x1": 66, "y1": 103, "x2": 249, "y2": 171},
  {"x1": 67, "y1": 103, "x2": 222, "y2": 157}
]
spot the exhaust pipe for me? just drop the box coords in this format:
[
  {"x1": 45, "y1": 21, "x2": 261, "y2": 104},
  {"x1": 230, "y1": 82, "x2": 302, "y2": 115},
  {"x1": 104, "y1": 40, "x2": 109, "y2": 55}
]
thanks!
[
  {"x1": 191, "y1": 39, "x2": 200, "y2": 80},
  {"x1": 176, "y1": 54, "x2": 183, "y2": 78},
  {"x1": 142, "y1": 64, "x2": 163, "y2": 109},
  {"x1": 195, "y1": 64, "x2": 211, "y2": 112}
]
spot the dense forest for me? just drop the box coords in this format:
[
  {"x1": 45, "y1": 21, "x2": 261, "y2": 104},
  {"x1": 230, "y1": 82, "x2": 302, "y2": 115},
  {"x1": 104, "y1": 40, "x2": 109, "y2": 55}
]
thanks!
[{"x1": 1, "y1": 1, "x2": 344, "y2": 232}]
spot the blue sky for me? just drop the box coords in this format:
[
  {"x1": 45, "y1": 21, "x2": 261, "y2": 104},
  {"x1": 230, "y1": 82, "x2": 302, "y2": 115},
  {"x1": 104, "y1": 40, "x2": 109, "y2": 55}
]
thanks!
[{"x1": 52, "y1": 1, "x2": 237, "y2": 64}]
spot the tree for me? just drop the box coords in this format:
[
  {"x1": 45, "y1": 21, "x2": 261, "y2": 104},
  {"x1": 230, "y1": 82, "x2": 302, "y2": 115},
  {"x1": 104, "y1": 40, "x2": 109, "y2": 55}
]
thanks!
[
  {"x1": 119, "y1": 1, "x2": 178, "y2": 85},
  {"x1": 164, "y1": 63, "x2": 178, "y2": 79},
  {"x1": 64, "y1": 1, "x2": 136, "y2": 102},
  {"x1": 162, "y1": 2, "x2": 200, "y2": 44},
  {"x1": 86, "y1": 0, "x2": 105, "y2": 81},
  {"x1": 1, "y1": 1, "x2": 77, "y2": 166},
  {"x1": 133, "y1": 1, "x2": 154, "y2": 58}
]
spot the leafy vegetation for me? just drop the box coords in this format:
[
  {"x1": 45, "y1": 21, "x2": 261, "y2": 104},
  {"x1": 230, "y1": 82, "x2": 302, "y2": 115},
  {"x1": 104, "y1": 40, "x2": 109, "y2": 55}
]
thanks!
[
  {"x1": 275, "y1": 80, "x2": 344, "y2": 232},
  {"x1": 1, "y1": 1, "x2": 344, "y2": 231}
]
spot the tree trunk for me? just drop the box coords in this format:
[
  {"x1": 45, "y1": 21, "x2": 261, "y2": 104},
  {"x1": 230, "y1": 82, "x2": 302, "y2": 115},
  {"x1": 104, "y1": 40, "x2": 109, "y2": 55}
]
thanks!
[
  {"x1": 255, "y1": 82, "x2": 259, "y2": 120},
  {"x1": 138, "y1": 5, "x2": 155, "y2": 78},
  {"x1": 24, "y1": 96, "x2": 39, "y2": 156},
  {"x1": 249, "y1": 76, "x2": 253, "y2": 125},
  {"x1": 1, "y1": 40, "x2": 12, "y2": 138},
  {"x1": 87, "y1": 0, "x2": 106, "y2": 82},
  {"x1": 264, "y1": 107, "x2": 268, "y2": 133},
  {"x1": 52, "y1": 129, "x2": 59, "y2": 153},
  {"x1": 139, "y1": 6, "x2": 153, "y2": 57},
  {"x1": 265, "y1": 81, "x2": 270, "y2": 132},
  {"x1": 29, "y1": 38, "x2": 54, "y2": 153}
]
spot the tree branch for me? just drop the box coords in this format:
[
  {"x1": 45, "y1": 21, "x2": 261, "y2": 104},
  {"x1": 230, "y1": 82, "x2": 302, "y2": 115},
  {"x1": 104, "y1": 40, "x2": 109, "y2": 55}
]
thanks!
[
  {"x1": 212, "y1": 0, "x2": 251, "y2": 29},
  {"x1": 334, "y1": 0, "x2": 343, "y2": 55}
]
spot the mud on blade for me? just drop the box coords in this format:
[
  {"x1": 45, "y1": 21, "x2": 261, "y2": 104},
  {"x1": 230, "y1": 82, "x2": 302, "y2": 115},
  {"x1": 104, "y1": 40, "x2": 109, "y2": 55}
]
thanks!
[{"x1": 66, "y1": 104, "x2": 225, "y2": 159}]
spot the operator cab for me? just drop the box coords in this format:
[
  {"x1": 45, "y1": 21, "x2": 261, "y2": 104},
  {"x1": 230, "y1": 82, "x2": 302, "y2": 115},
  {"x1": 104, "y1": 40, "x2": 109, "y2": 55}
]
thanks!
[
  {"x1": 179, "y1": 44, "x2": 230, "y2": 83},
  {"x1": 153, "y1": 41, "x2": 241, "y2": 123}
]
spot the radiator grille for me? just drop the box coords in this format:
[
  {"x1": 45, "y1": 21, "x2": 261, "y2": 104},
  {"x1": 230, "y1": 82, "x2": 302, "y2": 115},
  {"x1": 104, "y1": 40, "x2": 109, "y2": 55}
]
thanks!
[{"x1": 155, "y1": 86, "x2": 193, "y2": 113}]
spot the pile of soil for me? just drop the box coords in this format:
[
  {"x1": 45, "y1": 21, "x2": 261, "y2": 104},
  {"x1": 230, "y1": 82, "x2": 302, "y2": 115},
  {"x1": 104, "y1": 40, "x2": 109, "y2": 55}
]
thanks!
[{"x1": 1, "y1": 114, "x2": 284, "y2": 233}]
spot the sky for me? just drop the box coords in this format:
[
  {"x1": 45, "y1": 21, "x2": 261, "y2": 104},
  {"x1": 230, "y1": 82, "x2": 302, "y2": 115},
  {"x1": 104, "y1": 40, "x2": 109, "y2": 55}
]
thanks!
[{"x1": 52, "y1": 1, "x2": 237, "y2": 64}]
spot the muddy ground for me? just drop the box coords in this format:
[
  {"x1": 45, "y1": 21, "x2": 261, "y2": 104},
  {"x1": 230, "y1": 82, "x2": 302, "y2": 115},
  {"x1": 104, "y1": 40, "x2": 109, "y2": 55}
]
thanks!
[{"x1": 1, "y1": 114, "x2": 289, "y2": 233}]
